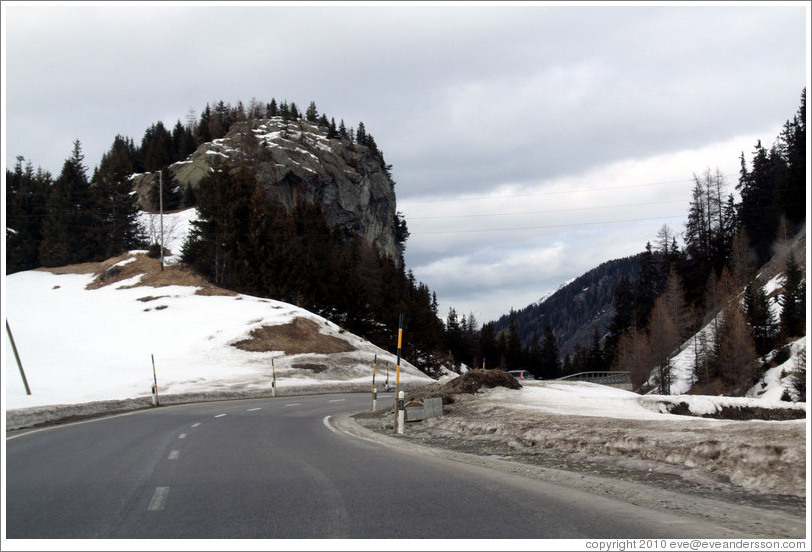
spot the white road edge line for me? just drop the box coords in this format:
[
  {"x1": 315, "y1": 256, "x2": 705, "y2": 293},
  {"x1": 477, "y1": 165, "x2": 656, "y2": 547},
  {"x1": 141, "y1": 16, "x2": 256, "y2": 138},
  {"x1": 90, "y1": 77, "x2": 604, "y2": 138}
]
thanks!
[
  {"x1": 323, "y1": 415, "x2": 339, "y2": 434},
  {"x1": 147, "y1": 487, "x2": 169, "y2": 511}
]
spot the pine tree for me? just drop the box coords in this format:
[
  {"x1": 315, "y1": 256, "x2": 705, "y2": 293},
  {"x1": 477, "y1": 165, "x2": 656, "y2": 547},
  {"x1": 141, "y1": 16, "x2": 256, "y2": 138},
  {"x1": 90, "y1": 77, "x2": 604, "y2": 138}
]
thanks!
[
  {"x1": 777, "y1": 88, "x2": 806, "y2": 226},
  {"x1": 172, "y1": 120, "x2": 197, "y2": 160},
  {"x1": 148, "y1": 170, "x2": 183, "y2": 213},
  {"x1": 266, "y1": 99, "x2": 278, "y2": 118},
  {"x1": 633, "y1": 242, "x2": 659, "y2": 328},
  {"x1": 538, "y1": 325, "x2": 561, "y2": 379},
  {"x1": 327, "y1": 118, "x2": 339, "y2": 139},
  {"x1": 737, "y1": 141, "x2": 781, "y2": 265},
  {"x1": 6, "y1": 157, "x2": 51, "y2": 272},
  {"x1": 39, "y1": 140, "x2": 99, "y2": 266},
  {"x1": 92, "y1": 135, "x2": 145, "y2": 258},
  {"x1": 605, "y1": 275, "x2": 634, "y2": 363},
  {"x1": 779, "y1": 253, "x2": 805, "y2": 339},
  {"x1": 196, "y1": 103, "x2": 213, "y2": 144},
  {"x1": 743, "y1": 280, "x2": 778, "y2": 356},
  {"x1": 305, "y1": 101, "x2": 319, "y2": 123},
  {"x1": 356, "y1": 121, "x2": 367, "y2": 145}
]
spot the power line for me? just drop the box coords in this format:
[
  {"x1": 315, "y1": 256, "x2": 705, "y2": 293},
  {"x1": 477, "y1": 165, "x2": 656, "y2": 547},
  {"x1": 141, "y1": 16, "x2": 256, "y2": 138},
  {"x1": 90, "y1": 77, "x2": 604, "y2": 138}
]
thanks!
[
  {"x1": 399, "y1": 174, "x2": 739, "y2": 204},
  {"x1": 409, "y1": 214, "x2": 687, "y2": 235},
  {"x1": 407, "y1": 199, "x2": 688, "y2": 220}
]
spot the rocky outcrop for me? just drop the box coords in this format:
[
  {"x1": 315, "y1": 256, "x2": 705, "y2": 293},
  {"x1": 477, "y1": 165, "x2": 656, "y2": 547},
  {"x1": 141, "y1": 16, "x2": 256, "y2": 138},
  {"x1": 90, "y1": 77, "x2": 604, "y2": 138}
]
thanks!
[{"x1": 133, "y1": 117, "x2": 403, "y2": 264}]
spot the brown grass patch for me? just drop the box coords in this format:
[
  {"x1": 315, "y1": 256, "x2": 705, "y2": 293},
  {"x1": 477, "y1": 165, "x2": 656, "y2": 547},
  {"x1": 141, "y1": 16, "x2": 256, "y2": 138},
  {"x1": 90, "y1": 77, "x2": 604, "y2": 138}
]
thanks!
[
  {"x1": 293, "y1": 363, "x2": 329, "y2": 373},
  {"x1": 232, "y1": 317, "x2": 355, "y2": 355},
  {"x1": 39, "y1": 253, "x2": 235, "y2": 296}
]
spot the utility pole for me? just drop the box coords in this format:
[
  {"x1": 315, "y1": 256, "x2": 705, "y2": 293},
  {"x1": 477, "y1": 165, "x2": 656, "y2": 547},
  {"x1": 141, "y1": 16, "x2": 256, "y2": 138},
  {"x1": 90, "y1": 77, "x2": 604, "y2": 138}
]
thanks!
[{"x1": 159, "y1": 170, "x2": 164, "y2": 271}]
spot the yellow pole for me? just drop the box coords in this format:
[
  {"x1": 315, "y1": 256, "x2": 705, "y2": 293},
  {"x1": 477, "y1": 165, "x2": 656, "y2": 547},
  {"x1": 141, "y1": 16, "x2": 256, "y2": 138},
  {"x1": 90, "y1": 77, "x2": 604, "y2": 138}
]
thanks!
[
  {"x1": 396, "y1": 316, "x2": 403, "y2": 388},
  {"x1": 394, "y1": 314, "x2": 403, "y2": 433}
]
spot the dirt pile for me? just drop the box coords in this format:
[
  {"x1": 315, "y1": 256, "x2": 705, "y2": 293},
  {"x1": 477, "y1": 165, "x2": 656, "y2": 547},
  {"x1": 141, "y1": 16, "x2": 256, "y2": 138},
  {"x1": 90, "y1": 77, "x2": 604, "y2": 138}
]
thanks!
[{"x1": 405, "y1": 369, "x2": 521, "y2": 404}]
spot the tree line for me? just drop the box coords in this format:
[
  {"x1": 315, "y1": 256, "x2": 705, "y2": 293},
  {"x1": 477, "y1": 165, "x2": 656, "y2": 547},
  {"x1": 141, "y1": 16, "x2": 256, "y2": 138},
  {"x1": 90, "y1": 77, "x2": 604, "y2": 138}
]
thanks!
[
  {"x1": 468, "y1": 89, "x2": 805, "y2": 396},
  {"x1": 6, "y1": 90, "x2": 805, "y2": 387},
  {"x1": 6, "y1": 140, "x2": 144, "y2": 271},
  {"x1": 6, "y1": 97, "x2": 388, "y2": 270},
  {"x1": 179, "y1": 158, "x2": 445, "y2": 373}
]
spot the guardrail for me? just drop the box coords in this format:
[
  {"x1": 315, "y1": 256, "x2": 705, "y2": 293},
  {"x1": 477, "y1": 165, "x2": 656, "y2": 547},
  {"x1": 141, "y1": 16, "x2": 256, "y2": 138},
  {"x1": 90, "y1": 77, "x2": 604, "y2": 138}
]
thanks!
[{"x1": 557, "y1": 371, "x2": 632, "y2": 386}]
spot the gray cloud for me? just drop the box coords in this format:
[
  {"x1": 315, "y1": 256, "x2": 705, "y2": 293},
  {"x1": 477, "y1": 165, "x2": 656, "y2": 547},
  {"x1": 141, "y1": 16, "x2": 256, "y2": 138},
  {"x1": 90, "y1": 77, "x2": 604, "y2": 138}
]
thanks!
[{"x1": 4, "y1": 3, "x2": 807, "y2": 322}]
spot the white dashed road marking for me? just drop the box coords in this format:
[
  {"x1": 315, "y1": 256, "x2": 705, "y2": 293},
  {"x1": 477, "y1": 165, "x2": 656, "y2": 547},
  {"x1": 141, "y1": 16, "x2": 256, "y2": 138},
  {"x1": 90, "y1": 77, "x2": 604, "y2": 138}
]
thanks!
[
  {"x1": 247, "y1": 407, "x2": 261, "y2": 411},
  {"x1": 285, "y1": 403, "x2": 301, "y2": 407},
  {"x1": 328, "y1": 399, "x2": 345, "y2": 403},
  {"x1": 178, "y1": 433, "x2": 187, "y2": 439},
  {"x1": 191, "y1": 423, "x2": 201, "y2": 428},
  {"x1": 147, "y1": 487, "x2": 169, "y2": 511},
  {"x1": 168, "y1": 450, "x2": 180, "y2": 460},
  {"x1": 214, "y1": 413, "x2": 227, "y2": 418}
]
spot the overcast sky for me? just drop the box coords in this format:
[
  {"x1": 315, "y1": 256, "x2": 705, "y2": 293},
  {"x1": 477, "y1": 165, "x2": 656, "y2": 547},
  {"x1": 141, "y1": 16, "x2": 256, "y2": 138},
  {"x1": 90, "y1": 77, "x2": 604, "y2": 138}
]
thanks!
[{"x1": 3, "y1": 2, "x2": 809, "y2": 323}]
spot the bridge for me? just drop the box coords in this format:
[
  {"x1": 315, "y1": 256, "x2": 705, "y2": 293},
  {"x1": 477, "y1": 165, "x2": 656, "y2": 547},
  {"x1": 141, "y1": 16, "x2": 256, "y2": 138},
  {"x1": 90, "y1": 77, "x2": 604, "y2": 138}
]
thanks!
[{"x1": 557, "y1": 371, "x2": 633, "y2": 391}]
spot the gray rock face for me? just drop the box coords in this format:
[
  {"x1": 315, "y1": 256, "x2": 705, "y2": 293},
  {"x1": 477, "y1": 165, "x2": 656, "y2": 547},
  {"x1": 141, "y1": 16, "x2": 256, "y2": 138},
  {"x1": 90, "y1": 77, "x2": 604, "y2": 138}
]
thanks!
[{"x1": 134, "y1": 117, "x2": 403, "y2": 265}]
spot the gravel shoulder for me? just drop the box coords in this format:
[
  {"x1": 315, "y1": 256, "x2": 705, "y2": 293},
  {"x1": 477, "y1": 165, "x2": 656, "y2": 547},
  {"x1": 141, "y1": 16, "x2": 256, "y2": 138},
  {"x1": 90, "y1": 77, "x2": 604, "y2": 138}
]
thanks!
[{"x1": 342, "y1": 393, "x2": 807, "y2": 539}]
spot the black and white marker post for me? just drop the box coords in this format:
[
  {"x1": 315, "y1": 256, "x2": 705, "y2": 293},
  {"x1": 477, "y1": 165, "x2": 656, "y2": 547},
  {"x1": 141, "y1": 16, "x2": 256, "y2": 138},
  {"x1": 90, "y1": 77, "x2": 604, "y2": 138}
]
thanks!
[
  {"x1": 271, "y1": 357, "x2": 277, "y2": 397},
  {"x1": 371, "y1": 353, "x2": 377, "y2": 411},
  {"x1": 151, "y1": 354, "x2": 160, "y2": 406}
]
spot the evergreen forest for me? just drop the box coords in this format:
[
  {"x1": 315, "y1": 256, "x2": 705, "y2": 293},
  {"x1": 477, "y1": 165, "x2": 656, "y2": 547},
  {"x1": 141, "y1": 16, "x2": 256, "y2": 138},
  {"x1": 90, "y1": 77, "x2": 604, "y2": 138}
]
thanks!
[{"x1": 5, "y1": 90, "x2": 807, "y2": 391}]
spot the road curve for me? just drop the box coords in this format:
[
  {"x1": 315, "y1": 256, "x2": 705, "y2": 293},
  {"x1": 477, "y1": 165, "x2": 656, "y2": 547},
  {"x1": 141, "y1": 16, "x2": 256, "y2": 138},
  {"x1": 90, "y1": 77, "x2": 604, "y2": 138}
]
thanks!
[{"x1": 6, "y1": 393, "x2": 753, "y2": 539}]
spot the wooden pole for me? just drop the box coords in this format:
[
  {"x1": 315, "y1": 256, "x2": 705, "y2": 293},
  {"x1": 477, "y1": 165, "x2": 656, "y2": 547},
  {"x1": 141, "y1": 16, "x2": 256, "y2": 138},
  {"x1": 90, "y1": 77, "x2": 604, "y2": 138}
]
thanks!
[
  {"x1": 159, "y1": 170, "x2": 164, "y2": 271},
  {"x1": 6, "y1": 320, "x2": 31, "y2": 395}
]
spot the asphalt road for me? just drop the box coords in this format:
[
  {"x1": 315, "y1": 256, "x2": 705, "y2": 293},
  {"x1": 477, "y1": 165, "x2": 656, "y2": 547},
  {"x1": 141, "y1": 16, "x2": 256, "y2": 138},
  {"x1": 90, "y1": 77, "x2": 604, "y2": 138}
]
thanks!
[{"x1": 5, "y1": 393, "x2": 752, "y2": 539}]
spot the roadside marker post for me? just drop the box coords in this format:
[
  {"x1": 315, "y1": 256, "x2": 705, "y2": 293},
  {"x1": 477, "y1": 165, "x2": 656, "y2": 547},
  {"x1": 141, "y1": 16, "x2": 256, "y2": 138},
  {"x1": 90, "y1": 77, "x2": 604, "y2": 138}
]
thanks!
[
  {"x1": 371, "y1": 354, "x2": 377, "y2": 411},
  {"x1": 394, "y1": 313, "x2": 404, "y2": 434},
  {"x1": 272, "y1": 358, "x2": 277, "y2": 397},
  {"x1": 151, "y1": 354, "x2": 160, "y2": 406},
  {"x1": 397, "y1": 391, "x2": 405, "y2": 435}
]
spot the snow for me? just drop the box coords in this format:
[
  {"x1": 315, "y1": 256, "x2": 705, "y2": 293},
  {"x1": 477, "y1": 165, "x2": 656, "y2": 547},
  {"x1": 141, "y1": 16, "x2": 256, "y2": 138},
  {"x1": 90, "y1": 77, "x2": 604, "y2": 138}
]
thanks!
[
  {"x1": 747, "y1": 337, "x2": 808, "y2": 401},
  {"x1": 137, "y1": 208, "x2": 197, "y2": 259},
  {"x1": 3, "y1": 210, "x2": 432, "y2": 419},
  {"x1": 478, "y1": 380, "x2": 805, "y2": 422}
]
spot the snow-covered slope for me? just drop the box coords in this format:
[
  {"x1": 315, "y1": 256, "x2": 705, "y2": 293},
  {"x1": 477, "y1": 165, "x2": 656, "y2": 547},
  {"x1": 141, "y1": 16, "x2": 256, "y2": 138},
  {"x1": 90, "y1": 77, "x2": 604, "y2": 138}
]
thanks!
[{"x1": 3, "y1": 253, "x2": 431, "y2": 414}]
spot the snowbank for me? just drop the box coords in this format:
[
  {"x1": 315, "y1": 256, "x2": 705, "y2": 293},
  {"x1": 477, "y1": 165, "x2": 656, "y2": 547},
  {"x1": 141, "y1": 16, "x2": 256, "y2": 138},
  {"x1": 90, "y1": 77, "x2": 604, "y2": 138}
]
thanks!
[{"x1": 3, "y1": 256, "x2": 431, "y2": 420}]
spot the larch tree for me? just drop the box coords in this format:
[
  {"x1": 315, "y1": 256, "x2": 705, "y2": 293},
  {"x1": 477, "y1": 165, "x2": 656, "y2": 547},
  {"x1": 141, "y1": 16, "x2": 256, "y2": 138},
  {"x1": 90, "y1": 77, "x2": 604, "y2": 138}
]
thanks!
[{"x1": 715, "y1": 301, "x2": 759, "y2": 389}]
